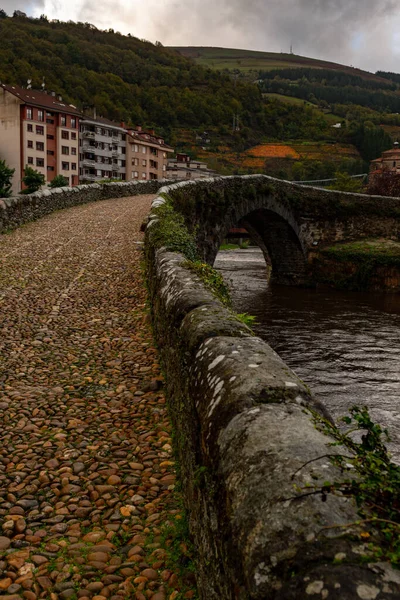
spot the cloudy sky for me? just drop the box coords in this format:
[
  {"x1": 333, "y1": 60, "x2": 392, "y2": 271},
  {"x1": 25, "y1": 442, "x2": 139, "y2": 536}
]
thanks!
[{"x1": 3, "y1": 0, "x2": 400, "y2": 73}]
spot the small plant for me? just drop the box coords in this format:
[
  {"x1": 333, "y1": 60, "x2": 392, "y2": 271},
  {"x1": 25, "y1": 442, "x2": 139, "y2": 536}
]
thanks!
[
  {"x1": 236, "y1": 312, "x2": 257, "y2": 328},
  {"x1": 21, "y1": 165, "x2": 45, "y2": 194},
  {"x1": 0, "y1": 159, "x2": 15, "y2": 198},
  {"x1": 183, "y1": 260, "x2": 231, "y2": 306},
  {"x1": 49, "y1": 174, "x2": 69, "y2": 188},
  {"x1": 299, "y1": 406, "x2": 400, "y2": 566}
]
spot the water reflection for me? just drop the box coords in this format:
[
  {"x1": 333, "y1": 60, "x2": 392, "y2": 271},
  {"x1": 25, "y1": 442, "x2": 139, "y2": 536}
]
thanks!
[{"x1": 215, "y1": 248, "x2": 400, "y2": 460}]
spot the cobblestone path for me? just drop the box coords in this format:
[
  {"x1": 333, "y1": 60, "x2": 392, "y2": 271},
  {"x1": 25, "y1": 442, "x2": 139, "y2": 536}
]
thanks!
[{"x1": 0, "y1": 196, "x2": 197, "y2": 600}]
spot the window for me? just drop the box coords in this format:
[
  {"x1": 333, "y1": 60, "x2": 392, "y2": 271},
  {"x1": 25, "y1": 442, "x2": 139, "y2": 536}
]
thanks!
[
  {"x1": 142, "y1": 172, "x2": 147, "y2": 179},
  {"x1": 71, "y1": 118, "x2": 76, "y2": 128},
  {"x1": 38, "y1": 110, "x2": 44, "y2": 122},
  {"x1": 62, "y1": 162, "x2": 69, "y2": 170},
  {"x1": 36, "y1": 142, "x2": 44, "y2": 151},
  {"x1": 71, "y1": 163, "x2": 77, "y2": 170},
  {"x1": 26, "y1": 108, "x2": 32, "y2": 119},
  {"x1": 36, "y1": 125, "x2": 44, "y2": 135},
  {"x1": 46, "y1": 118, "x2": 54, "y2": 124},
  {"x1": 27, "y1": 124, "x2": 33, "y2": 132},
  {"x1": 47, "y1": 166, "x2": 54, "y2": 171},
  {"x1": 71, "y1": 147, "x2": 76, "y2": 155},
  {"x1": 47, "y1": 150, "x2": 54, "y2": 156},
  {"x1": 36, "y1": 158, "x2": 44, "y2": 167},
  {"x1": 61, "y1": 146, "x2": 69, "y2": 155},
  {"x1": 27, "y1": 140, "x2": 33, "y2": 149},
  {"x1": 71, "y1": 132, "x2": 77, "y2": 140},
  {"x1": 62, "y1": 131, "x2": 69, "y2": 140},
  {"x1": 47, "y1": 134, "x2": 54, "y2": 140},
  {"x1": 142, "y1": 160, "x2": 147, "y2": 167},
  {"x1": 61, "y1": 115, "x2": 66, "y2": 127},
  {"x1": 27, "y1": 157, "x2": 33, "y2": 164},
  {"x1": 133, "y1": 144, "x2": 139, "y2": 152},
  {"x1": 142, "y1": 146, "x2": 146, "y2": 154},
  {"x1": 163, "y1": 165, "x2": 166, "y2": 171}
]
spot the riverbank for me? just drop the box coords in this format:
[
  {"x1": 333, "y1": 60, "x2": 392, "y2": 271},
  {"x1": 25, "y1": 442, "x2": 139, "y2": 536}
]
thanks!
[{"x1": 312, "y1": 239, "x2": 400, "y2": 291}]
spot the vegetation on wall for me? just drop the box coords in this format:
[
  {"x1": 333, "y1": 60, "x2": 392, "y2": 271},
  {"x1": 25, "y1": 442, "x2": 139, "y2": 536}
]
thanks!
[{"x1": 310, "y1": 406, "x2": 400, "y2": 566}]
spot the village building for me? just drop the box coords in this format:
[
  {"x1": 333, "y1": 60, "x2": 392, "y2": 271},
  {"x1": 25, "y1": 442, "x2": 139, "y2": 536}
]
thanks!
[
  {"x1": 0, "y1": 83, "x2": 81, "y2": 194},
  {"x1": 79, "y1": 117, "x2": 127, "y2": 182},
  {"x1": 370, "y1": 142, "x2": 400, "y2": 179},
  {"x1": 166, "y1": 153, "x2": 218, "y2": 180},
  {"x1": 125, "y1": 127, "x2": 173, "y2": 181}
]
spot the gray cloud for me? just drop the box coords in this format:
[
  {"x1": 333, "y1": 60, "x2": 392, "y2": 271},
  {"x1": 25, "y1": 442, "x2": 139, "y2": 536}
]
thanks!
[
  {"x1": 2, "y1": 1, "x2": 44, "y2": 15},
  {"x1": 15, "y1": 0, "x2": 400, "y2": 72}
]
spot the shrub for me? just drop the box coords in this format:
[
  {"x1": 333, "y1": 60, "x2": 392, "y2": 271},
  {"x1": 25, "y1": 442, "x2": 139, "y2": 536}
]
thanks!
[
  {"x1": 49, "y1": 175, "x2": 69, "y2": 188},
  {"x1": 22, "y1": 166, "x2": 45, "y2": 193},
  {"x1": 0, "y1": 159, "x2": 15, "y2": 198}
]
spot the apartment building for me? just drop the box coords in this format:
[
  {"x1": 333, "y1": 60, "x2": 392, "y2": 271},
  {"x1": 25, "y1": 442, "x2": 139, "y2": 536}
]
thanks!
[
  {"x1": 165, "y1": 153, "x2": 218, "y2": 180},
  {"x1": 0, "y1": 84, "x2": 80, "y2": 194},
  {"x1": 79, "y1": 117, "x2": 127, "y2": 182},
  {"x1": 125, "y1": 127, "x2": 174, "y2": 181}
]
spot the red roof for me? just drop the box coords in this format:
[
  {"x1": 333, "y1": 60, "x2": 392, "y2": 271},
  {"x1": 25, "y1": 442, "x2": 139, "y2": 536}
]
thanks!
[{"x1": 1, "y1": 84, "x2": 82, "y2": 117}]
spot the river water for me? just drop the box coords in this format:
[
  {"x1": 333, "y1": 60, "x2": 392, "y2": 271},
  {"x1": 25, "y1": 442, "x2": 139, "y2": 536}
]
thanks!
[{"x1": 215, "y1": 248, "x2": 400, "y2": 460}]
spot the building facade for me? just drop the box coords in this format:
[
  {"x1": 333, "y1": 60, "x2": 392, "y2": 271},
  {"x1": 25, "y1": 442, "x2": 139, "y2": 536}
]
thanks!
[
  {"x1": 0, "y1": 84, "x2": 80, "y2": 194},
  {"x1": 166, "y1": 153, "x2": 218, "y2": 180},
  {"x1": 0, "y1": 84, "x2": 175, "y2": 193},
  {"x1": 79, "y1": 117, "x2": 127, "y2": 182},
  {"x1": 370, "y1": 143, "x2": 400, "y2": 179},
  {"x1": 125, "y1": 127, "x2": 173, "y2": 181}
]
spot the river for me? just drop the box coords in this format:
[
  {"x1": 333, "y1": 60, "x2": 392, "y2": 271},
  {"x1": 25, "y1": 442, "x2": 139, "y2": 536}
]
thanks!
[{"x1": 215, "y1": 248, "x2": 400, "y2": 460}]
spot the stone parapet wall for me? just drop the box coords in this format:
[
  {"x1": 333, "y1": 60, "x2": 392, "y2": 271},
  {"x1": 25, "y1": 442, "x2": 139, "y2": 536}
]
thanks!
[
  {"x1": 0, "y1": 180, "x2": 169, "y2": 233},
  {"x1": 145, "y1": 182, "x2": 400, "y2": 599}
]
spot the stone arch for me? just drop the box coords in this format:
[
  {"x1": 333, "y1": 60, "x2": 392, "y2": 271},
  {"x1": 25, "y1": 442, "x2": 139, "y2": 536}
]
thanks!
[{"x1": 206, "y1": 192, "x2": 308, "y2": 286}]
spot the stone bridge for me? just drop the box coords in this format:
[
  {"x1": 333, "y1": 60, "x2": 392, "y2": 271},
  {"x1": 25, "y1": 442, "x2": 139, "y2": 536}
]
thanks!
[
  {"x1": 163, "y1": 174, "x2": 400, "y2": 285},
  {"x1": 2, "y1": 178, "x2": 400, "y2": 599}
]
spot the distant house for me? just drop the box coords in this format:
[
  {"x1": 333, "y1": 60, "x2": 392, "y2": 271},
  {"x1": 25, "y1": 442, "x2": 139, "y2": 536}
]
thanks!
[
  {"x1": 166, "y1": 153, "x2": 218, "y2": 180},
  {"x1": 370, "y1": 142, "x2": 400, "y2": 179}
]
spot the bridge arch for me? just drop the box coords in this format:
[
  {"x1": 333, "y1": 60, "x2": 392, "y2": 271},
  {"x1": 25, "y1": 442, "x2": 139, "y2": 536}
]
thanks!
[{"x1": 194, "y1": 182, "x2": 309, "y2": 285}]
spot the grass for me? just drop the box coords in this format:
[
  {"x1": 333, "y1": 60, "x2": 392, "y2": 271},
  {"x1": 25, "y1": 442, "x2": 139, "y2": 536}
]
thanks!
[
  {"x1": 169, "y1": 47, "x2": 386, "y2": 82},
  {"x1": 322, "y1": 239, "x2": 400, "y2": 259}
]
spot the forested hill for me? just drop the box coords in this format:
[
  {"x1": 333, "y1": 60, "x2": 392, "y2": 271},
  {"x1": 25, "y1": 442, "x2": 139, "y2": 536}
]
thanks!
[{"x1": 0, "y1": 13, "x2": 265, "y2": 136}]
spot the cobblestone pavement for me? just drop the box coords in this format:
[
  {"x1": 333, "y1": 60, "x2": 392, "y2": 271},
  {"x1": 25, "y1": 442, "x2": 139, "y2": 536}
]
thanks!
[{"x1": 0, "y1": 196, "x2": 197, "y2": 600}]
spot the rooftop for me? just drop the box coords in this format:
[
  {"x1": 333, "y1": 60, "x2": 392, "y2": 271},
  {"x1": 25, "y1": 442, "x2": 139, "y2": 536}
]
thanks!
[{"x1": 0, "y1": 84, "x2": 82, "y2": 116}]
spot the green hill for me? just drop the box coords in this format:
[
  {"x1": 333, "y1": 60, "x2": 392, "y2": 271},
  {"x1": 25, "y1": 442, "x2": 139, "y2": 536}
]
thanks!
[
  {"x1": 170, "y1": 46, "x2": 389, "y2": 83},
  {"x1": 0, "y1": 15, "x2": 266, "y2": 137}
]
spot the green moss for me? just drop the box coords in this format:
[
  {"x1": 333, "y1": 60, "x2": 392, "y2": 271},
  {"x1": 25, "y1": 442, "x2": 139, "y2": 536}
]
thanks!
[
  {"x1": 149, "y1": 199, "x2": 199, "y2": 261},
  {"x1": 182, "y1": 260, "x2": 232, "y2": 307}
]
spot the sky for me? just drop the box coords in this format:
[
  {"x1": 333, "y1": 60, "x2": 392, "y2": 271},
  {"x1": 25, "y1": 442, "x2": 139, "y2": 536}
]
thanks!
[{"x1": 3, "y1": 0, "x2": 400, "y2": 73}]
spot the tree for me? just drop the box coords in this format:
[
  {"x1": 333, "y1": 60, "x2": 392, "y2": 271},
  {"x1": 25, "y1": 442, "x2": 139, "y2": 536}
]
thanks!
[
  {"x1": 367, "y1": 169, "x2": 400, "y2": 197},
  {"x1": 0, "y1": 9, "x2": 7, "y2": 18},
  {"x1": 49, "y1": 174, "x2": 69, "y2": 188},
  {"x1": 328, "y1": 172, "x2": 364, "y2": 193},
  {"x1": 22, "y1": 166, "x2": 45, "y2": 193},
  {"x1": 0, "y1": 159, "x2": 15, "y2": 197}
]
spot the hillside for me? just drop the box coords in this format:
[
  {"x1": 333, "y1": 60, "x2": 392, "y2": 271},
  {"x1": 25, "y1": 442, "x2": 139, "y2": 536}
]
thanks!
[
  {"x1": 170, "y1": 47, "x2": 390, "y2": 83},
  {"x1": 0, "y1": 16, "x2": 396, "y2": 181},
  {"x1": 0, "y1": 15, "x2": 266, "y2": 138}
]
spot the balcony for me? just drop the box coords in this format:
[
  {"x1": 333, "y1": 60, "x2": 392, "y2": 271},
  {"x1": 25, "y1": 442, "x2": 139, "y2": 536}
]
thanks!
[
  {"x1": 112, "y1": 150, "x2": 119, "y2": 157},
  {"x1": 83, "y1": 131, "x2": 95, "y2": 139},
  {"x1": 112, "y1": 136, "x2": 120, "y2": 143},
  {"x1": 81, "y1": 173, "x2": 98, "y2": 181},
  {"x1": 82, "y1": 159, "x2": 96, "y2": 167}
]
